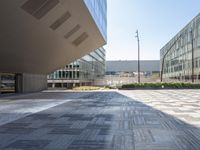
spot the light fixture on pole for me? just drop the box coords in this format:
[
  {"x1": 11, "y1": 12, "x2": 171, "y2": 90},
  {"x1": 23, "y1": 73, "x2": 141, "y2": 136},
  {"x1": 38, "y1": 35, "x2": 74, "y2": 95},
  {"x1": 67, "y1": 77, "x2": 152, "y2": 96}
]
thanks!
[
  {"x1": 190, "y1": 29, "x2": 194, "y2": 83},
  {"x1": 135, "y1": 30, "x2": 140, "y2": 83}
]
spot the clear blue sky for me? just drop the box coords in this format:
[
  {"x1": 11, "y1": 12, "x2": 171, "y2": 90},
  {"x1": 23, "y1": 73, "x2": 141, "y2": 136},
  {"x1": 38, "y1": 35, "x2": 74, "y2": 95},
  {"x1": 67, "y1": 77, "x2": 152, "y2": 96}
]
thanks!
[{"x1": 105, "y1": 0, "x2": 200, "y2": 60}]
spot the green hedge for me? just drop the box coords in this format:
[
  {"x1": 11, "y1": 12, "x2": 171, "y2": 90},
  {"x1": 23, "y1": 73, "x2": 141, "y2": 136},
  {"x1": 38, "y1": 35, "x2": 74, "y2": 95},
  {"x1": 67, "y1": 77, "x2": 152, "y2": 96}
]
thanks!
[{"x1": 121, "y1": 83, "x2": 200, "y2": 89}]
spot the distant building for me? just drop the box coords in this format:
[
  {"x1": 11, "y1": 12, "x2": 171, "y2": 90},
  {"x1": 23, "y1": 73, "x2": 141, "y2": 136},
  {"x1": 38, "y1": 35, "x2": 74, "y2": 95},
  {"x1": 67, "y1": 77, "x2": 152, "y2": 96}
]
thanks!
[
  {"x1": 48, "y1": 48, "x2": 105, "y2": 88},
  {"x1": 106, "y1": 60, "x2": 160, "y2": 75},
  {"x1": 160, "y1": 13, "x2": 200, "y2": 82},
  {"x1": 95, "y1": 60, "x2": 161, "y2": 86}
]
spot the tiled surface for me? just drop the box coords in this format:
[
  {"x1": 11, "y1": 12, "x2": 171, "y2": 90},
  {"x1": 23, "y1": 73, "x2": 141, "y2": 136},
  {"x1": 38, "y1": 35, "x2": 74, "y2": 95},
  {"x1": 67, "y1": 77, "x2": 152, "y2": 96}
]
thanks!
[
  {"x1": 0, "y1": 92, "x2": 90, "y2": 126},
  {"x1": 0, "y1": 90, "x2": 200, "y2": 149},
  {"x1": 119, "y1": 90, "x2": 200, "y2": 128}
]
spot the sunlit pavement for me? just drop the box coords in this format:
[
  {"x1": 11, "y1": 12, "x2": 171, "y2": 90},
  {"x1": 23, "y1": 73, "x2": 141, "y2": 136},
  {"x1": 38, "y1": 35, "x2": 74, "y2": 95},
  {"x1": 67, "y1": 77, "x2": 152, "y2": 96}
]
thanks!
[{"x1": 0, "y1": 90, "x2": 200, "y2": 150}]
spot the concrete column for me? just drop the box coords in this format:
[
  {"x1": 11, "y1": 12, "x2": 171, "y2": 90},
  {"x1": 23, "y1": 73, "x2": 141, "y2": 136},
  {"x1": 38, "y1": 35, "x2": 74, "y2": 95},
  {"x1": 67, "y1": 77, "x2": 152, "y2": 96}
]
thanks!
[
  {"x1": 61, "y1": 83, "x2": 64, "y2": 88},
  {"x1": 15, "y1": 74, "x2": 23, "y2": 93},
  {"x1": 0, "y1": 74, "x2": 1, "y2": 94},
  {"x1": 52, "y1": 83, "x2": 55, "y2": 88},
  {"x1": 15, "y1": 73, "x2": 47, "y2": 93},
  {"x1": 22, "y1": 73, "x2": 47, "y2": 93}
]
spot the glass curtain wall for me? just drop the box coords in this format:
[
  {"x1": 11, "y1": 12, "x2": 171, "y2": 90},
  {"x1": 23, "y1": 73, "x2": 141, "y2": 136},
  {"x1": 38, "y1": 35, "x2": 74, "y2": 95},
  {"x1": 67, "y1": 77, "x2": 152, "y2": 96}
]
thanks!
[
  {"x1": 83, "y1": 0, "x2": 107, "y2": 40},
  {"x1": 48, "y1": 48, "x2": 106, "y2": 88},
  {"x1": 160, "y1": 13, "x2": 200, "y2": 82}
]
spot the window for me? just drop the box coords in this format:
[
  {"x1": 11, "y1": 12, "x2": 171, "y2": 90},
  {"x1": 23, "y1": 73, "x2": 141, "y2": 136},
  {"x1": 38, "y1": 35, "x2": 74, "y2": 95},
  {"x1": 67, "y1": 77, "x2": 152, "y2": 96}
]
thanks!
[
  {"x1": 77, "y1": 71, "x2": 80, "y2": 78},
  {"x1": 69, "y1": 71, "x2": 72, "y2": 79}
]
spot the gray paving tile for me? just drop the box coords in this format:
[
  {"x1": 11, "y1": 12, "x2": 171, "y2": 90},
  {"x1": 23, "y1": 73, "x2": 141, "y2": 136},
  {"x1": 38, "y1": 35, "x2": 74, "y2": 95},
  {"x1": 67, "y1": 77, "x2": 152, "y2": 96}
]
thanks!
[
  {"x1": 6, "y1": 140, "x2": 50, "y2": 150},
  {"x1": 0, "y1": 127, "x2": 36, "y2": 134},
  {"x1": 50, "y1": 128, "x2": 83, "y2": 135},
  {"x1": 67, "y1": 140, "x2": 109, "y2": 150},
  {"x1": 0, "y1": 90, "x2": 200, "y2": 149}
]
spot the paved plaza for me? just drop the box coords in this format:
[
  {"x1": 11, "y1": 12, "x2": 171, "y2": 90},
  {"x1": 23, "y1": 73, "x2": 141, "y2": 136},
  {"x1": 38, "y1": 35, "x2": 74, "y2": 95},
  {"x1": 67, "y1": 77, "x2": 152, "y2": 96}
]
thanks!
[{"x1": 0, "y1": 90, "x2": 200, "y2": 149}]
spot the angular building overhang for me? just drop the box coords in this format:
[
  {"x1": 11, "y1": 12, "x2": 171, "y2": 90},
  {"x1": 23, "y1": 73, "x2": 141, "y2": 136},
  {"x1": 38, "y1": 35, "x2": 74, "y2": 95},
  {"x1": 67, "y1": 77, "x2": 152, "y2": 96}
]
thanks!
[{"x1": 0, "y1": 0, "x2": 106, "y2": 74}]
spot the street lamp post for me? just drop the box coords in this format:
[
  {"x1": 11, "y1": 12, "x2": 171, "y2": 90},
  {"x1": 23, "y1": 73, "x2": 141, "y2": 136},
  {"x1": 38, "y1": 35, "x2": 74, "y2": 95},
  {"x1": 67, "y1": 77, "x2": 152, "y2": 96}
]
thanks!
[
  {"x1": 135, "y1": 30, "x2": 140, "y2": 83},
  {"x1": 191, "y1": 30, "x2": 194, "y2": 83},
  {"x1": 160, "y1": 35, "x2": 182, "y2": 82}
]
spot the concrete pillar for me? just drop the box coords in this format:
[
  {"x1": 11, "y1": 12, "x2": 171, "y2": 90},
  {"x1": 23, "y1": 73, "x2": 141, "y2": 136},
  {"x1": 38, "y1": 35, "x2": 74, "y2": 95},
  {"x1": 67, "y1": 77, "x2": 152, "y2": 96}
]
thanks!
[
  {"x1": 52, "y1": 83, "x2": 55, "y2": 88},
  {"x1": 61, "y1": 83, "x2": 64, "y2": 88},
  {"x1": 0, "y1": 74, "x2": 1, "y2": 94},
  {"x1": 15, "y1": 74, "x2": 23, "y2": 93},
  {"x1": 15, "y1": 73, "x2": 47, "y2": 93}
]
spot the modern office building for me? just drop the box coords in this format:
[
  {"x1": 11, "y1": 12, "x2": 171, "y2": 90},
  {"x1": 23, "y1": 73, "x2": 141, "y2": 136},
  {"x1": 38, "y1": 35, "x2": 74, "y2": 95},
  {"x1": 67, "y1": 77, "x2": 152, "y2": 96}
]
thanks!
[
  {"x1": 48, "y1": 47, "x2": 105, "y2": 88},
  {"x1": 160, "y1": 13, "x2": 200, "y2": 82},
  {"x1": 0, "y1": 0, "x2": 107, "y2": 93}
]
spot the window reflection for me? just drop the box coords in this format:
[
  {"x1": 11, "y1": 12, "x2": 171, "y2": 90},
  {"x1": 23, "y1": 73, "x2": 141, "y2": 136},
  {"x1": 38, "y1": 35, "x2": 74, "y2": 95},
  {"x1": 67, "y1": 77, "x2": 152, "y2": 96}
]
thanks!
[
  {"x1": 0, "y1": 73, "x2": 15, "y2": 94},
  {"x1": 161, "y1": 14, "x2": 200, "y2": 81},
  {"x1": 47, "y1": 48, "x2": 106, "y2": 87}
]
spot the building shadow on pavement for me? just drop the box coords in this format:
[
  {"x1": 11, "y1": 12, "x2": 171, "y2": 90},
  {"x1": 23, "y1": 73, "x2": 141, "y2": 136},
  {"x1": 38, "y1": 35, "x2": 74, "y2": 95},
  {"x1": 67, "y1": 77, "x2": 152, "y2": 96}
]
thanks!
[{"x1": 0, "y1": 91, "x2": 199, "y2": 149}]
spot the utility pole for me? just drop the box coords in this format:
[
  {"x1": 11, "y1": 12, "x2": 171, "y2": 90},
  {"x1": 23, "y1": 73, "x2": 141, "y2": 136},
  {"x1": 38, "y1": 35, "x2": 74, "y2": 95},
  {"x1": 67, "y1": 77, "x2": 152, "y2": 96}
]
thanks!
[
  {"x1": 135, "y1": 30, "x2": 140, "y2": 83},
  {"x1": 191, "y1": 29, "x2": 194, "y2": 83}
]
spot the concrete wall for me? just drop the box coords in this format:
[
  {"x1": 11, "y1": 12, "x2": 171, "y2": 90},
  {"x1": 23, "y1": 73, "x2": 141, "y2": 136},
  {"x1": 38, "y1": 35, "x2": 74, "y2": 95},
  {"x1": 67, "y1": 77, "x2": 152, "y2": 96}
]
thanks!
[{"x1": 22, "y1": 73, "x2": 47, "y2": 93}]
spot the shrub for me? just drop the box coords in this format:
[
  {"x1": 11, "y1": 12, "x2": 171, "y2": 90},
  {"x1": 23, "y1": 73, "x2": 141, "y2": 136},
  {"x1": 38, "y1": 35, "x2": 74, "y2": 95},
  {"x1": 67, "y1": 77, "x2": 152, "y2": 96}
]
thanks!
[{"x1": 121, "y1": 82, "x2": 200, "y2": 89}]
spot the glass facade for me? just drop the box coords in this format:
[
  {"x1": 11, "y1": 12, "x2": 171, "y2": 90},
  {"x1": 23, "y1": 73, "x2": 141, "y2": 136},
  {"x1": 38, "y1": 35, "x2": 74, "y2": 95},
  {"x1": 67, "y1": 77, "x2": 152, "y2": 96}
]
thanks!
[
  {"x1": 84, "y1": 0, "x2": 107, "y2": 40},
  {"x1": 0, "y1": 73, "x2": 15, "y2": 94},
  {"x1": 48, "y1": 0, "x2": 107, "y2": 88},
  {"x1": 48, "y1": 48, "x2": 106, "y2": 88},
  {"x1": 160, "y1": 13, "x2": 200, "y2": 82}
]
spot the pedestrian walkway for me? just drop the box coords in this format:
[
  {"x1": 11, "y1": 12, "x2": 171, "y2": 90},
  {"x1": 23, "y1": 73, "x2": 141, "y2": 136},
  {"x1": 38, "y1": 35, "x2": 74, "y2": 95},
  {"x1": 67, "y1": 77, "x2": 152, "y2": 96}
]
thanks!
[{"x1": 0, "y1": 90, "x2": 200, "y2": 149}]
